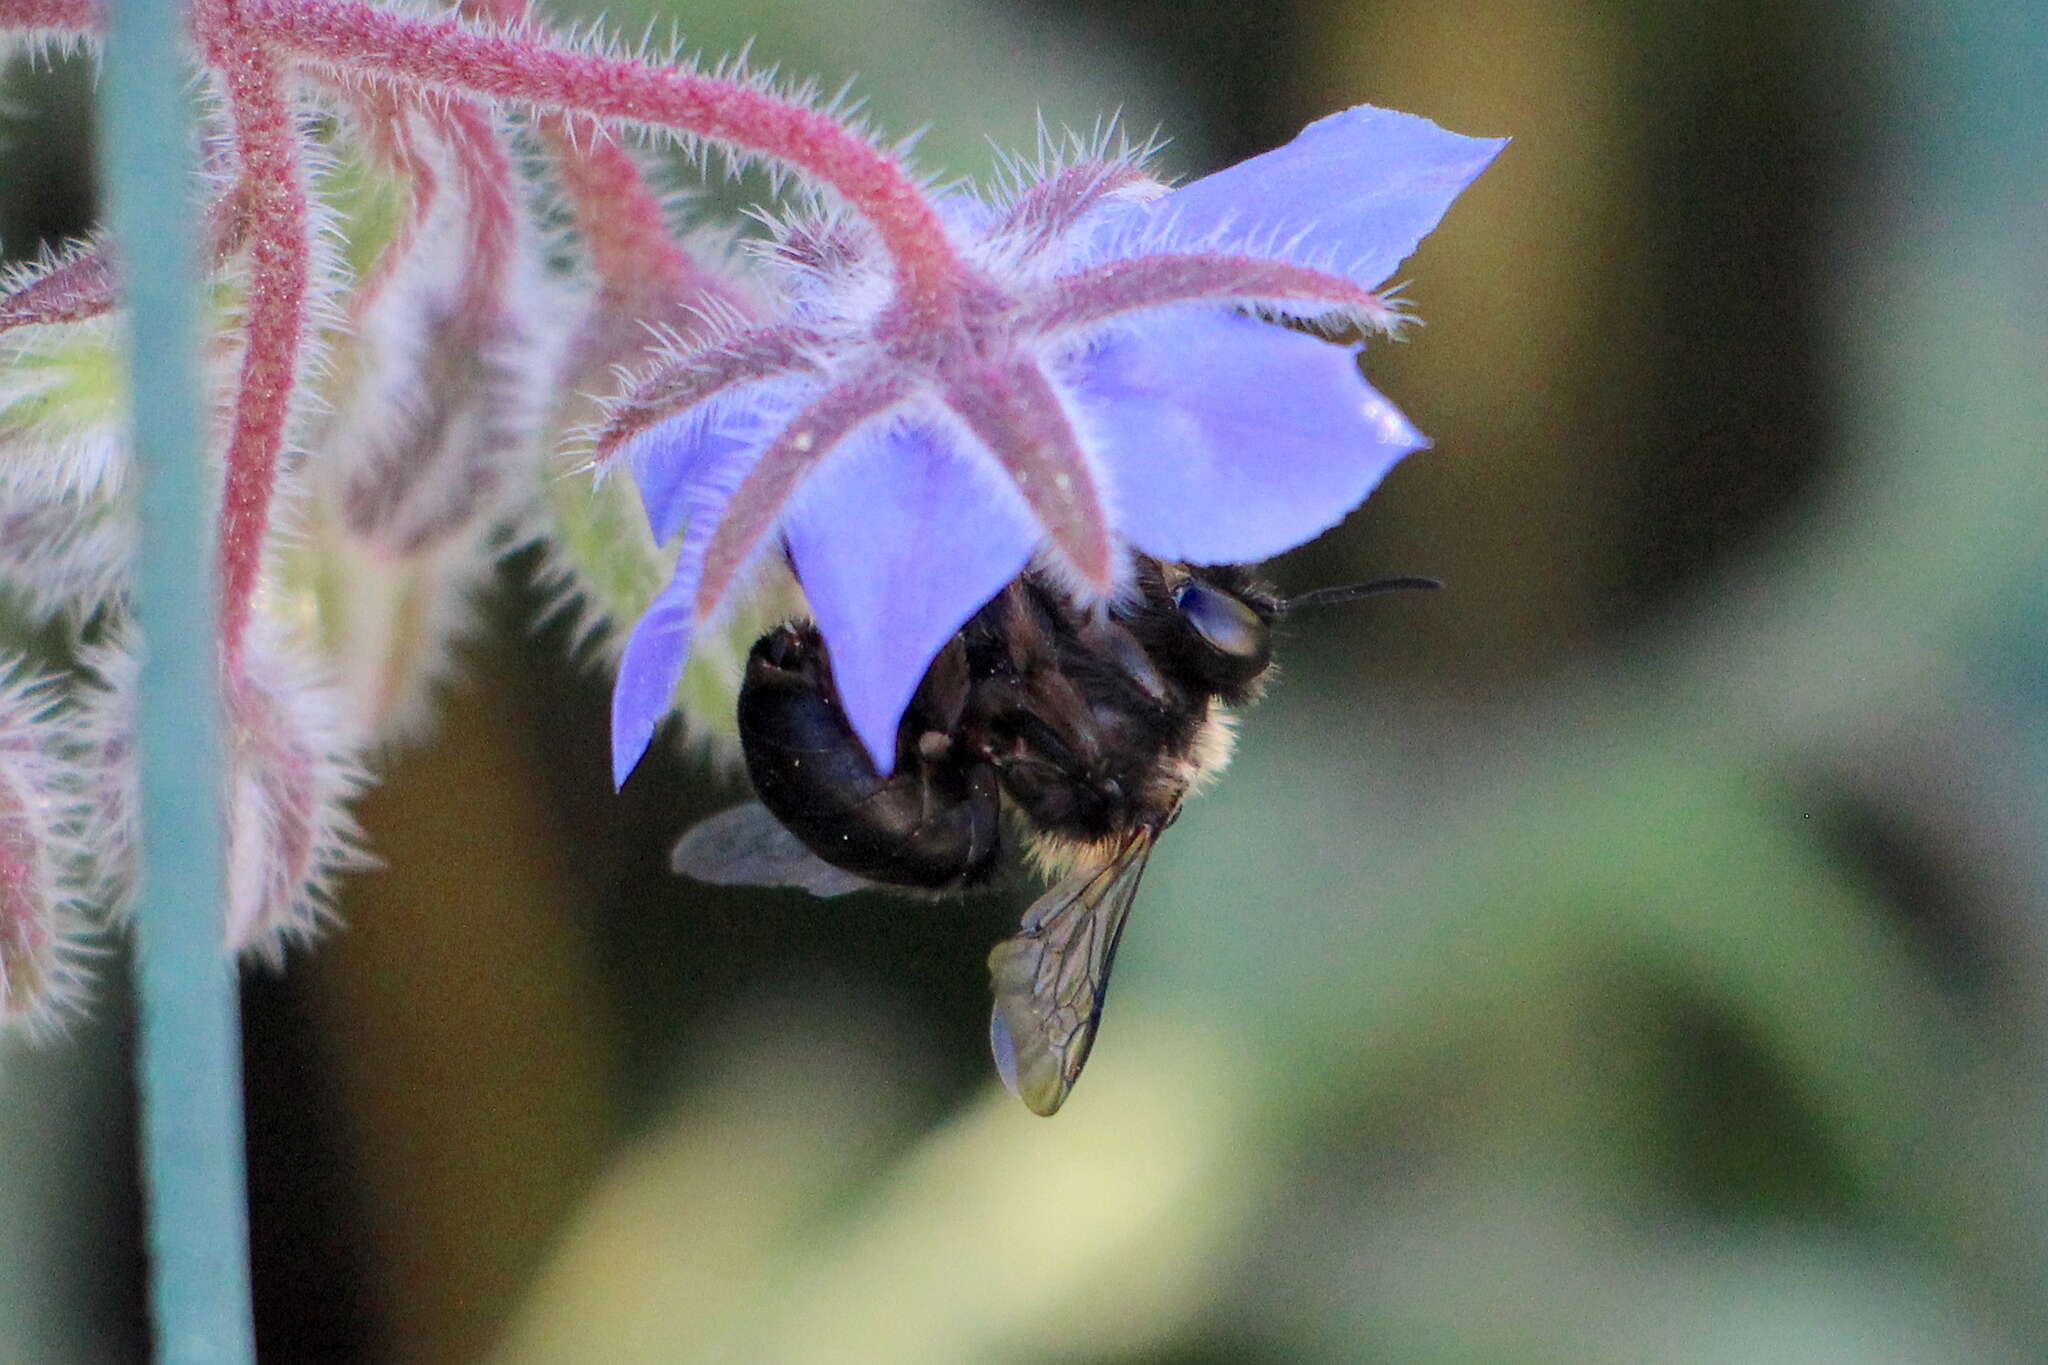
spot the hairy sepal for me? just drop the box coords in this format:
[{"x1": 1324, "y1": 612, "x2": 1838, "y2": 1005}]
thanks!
[
  {"x1": 0, "y1": 237, "x2": 118, "y2": 335},
  {"x1": 0, "y1": 493, "x2": 135, "y2": 623},
  {"x1": 0, "y1": 315, "x2": 126, "y2": 504},
  {"x1": 0, "y1": 659, "x2": 93, "y2": 1034},
  {"x1": 540, "y1": 299, "x2": 801, "y2": 764}
]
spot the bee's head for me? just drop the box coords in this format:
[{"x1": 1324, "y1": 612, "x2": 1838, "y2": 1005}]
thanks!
[
  {"x1": 1164, "y1": 567, "x2": 1443, "y2": 702},
  {"x1": 1132, "y1": 563, "x2": 1278, "y2": 702}
]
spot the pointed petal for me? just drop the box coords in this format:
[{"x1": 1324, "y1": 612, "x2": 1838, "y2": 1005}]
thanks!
[
  {"x1": 610, "y1": 443, "x2": 762, "y2": 787},
  {"x1": 785, "y1": 421, "x2": 1036, "y2": 774},
  {"x1": 694, "y1": 375, "x2": 908, "y2": 620},
  {"x1": 624, "y1": 378, "x2": 806, "y2": 544},
  {"x1": 1103, "y1": 106, "x2": 1505, "y2": 291},
  {"x1": 1069, "y1": 312, "x2": 1425, "y2": 564},
  {"x1": 612, "y1": 568, "x2": 696, "y2": 788}
]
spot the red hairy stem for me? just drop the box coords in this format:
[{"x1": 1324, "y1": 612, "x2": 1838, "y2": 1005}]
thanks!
[
  {"x1": 0, "y1": 187, "x2": 253, "y2": 336},
  {"x1": 450, "y1": 0, "x2": 714, "y2": 314},
  {"x1": 458, "y1": 0, "x2": 716, "y2": 311},
  {"x1": 329, "y1": 77, "x2": 518, "y2": 319},
  {"x1": 0, "y1": 0, "x2": 101, "y2": 33},
  {"x1": 241, "y1": 0, "x2": 971, "y2": 327},
  {"x1": 209, "y1": 40, "x2": 312, "y2": 676}
]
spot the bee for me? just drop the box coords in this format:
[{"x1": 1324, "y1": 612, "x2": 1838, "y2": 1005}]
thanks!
[{"x1": 672, "y1": 552, "x2": 1435, "y2": 1115}]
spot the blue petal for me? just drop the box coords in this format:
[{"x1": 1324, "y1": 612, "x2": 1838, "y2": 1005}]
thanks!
[
  {"x1": 610, "y1": 565, "x2": 698, "y2": 788},
  {"x1": 784, "y1": 420, "x2": 1036, "y2": 774},
  {"x1": 610, "y1": 442, "x2": 764, "y2": 787},
  {"x1": 1105, "y1": 106, "x2": 1506, "y2": 291},
  {"x1": 1069, "y1": 311, "x2": 1426, "y2": 565},
  {"x1": 627, "y1": 379, "x2": 812, "y2": 545}
]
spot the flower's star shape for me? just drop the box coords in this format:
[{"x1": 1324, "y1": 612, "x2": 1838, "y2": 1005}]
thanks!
[{"x1": 608, "y1": 105, "x2": 1505, "y2": 783}]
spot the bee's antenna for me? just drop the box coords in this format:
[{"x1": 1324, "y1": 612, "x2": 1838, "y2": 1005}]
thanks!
[{"x1": 1279, "y1": 577, "x2": 1443, "y2": 613}]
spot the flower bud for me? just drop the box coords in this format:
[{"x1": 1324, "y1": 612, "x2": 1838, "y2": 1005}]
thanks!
[
  {"x1": 222, "y1": 624, "x2": 369, "y2": 957},
  {"x1": 273, "y1": 497, "x2": 498, "y2": 744},
  {"x1": 0, "y1": 495, "x2": 135, "y2": 623},
  {"x1": 326, "y1": 215, "x2": 548, "y2": 557},
  {"x1": 78, "y1": 624, "x2": 371, "y2": 957}
]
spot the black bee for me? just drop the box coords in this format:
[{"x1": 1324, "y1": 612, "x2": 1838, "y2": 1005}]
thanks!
[{"x1": 673, "y1": 552, "x2": 1434, "y2": 1115}]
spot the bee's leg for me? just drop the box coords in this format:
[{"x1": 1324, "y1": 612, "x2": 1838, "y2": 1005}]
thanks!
[
  {"x1": 919, "y1": 634, "x2": 974, "y2": 735},
  {"x1": 739, "y1": 623, "x2": 1002, "y2": 888},
  {"x1": 907, "y1": 637, "x2": 1004, "y2": 876}
]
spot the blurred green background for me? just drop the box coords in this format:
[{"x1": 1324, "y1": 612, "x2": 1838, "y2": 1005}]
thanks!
[{"x1": 5, "y1": 0, "x2": 2048, "y2": 1360}]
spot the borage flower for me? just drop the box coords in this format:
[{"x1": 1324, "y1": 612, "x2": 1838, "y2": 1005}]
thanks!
[{"x1": 608, "y1": 106, "x2": 1505, "y2": 783}]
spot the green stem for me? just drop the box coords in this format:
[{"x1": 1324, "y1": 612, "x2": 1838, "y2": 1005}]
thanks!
[{"x1": 96, "y1": 6, "x2": 254, "y2": 1363}]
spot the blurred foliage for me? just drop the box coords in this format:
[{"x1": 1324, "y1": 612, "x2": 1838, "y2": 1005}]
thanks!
[{"x1": 4, "y1": 0, "x2": 2047, "y2": 1361}]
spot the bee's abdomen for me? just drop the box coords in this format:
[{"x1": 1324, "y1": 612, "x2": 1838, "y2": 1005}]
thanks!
[{"x1": 739, "y1": 624, "x2": 1002, "y2": 888}]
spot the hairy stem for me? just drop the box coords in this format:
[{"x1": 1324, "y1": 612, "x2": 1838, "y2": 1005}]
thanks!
[
  {"x1": 0, "y1": 0, "x2": 102, "y2": 34},
  {"x1": 211, "y1": 40, "x2": 311, "y2": 676},
  {"x1": 1021, "y1": 254, "x2": 1397, "y2": 336},
  {"x1": 591, "y1": 323, "x2": 818, "y2": 468},
  {"x1": 242, "y1": 0, "x2": 969, "y2": 326},
  {"x1": 695, "y1": 373, "x2": 907, "y2": 618},
  {"x1": 453, "y1": 0, "x2": 740, "y2": 317},
  {"x1": 942, "y1": 358, "x2": 1115, "y2": 591},
  {"x1": 0, "y1": 189, "x2": 247, "y2": 337}
]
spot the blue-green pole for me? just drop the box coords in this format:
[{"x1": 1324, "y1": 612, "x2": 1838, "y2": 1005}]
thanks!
[{"x1": 94, "y1": 6, "x2": 256, "y2": 1363}]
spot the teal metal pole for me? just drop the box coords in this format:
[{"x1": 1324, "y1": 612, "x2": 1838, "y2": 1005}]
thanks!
[{"x1": 94, "y1": 7, "x2": 257, "y2": 1363}]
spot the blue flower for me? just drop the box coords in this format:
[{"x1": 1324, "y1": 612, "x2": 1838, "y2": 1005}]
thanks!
[{"x1": 608, "y1": 105, "x2": 1505, "y2": 784}]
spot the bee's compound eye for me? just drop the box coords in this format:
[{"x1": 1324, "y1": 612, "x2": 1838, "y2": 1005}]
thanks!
[{"x1": 1174, "y1": 581, "x2": 1268, "y2": 663}]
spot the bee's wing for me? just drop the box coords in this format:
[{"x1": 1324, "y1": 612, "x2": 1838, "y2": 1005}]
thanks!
[
  {"x1": 987, "y1": 831, "x2": 1156, "y2": 1116},
  {"x1": 670, "y1": 801, "x2": 872, "y2": 898}
]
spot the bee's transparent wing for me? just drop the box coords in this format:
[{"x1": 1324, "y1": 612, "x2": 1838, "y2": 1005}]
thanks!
[
  {"x1": 987, "y1": 832, "x2": 1156, "y2": 1116},
  {"x1": 670, "y1": 801, "x2": 872, "y2": 898}
]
